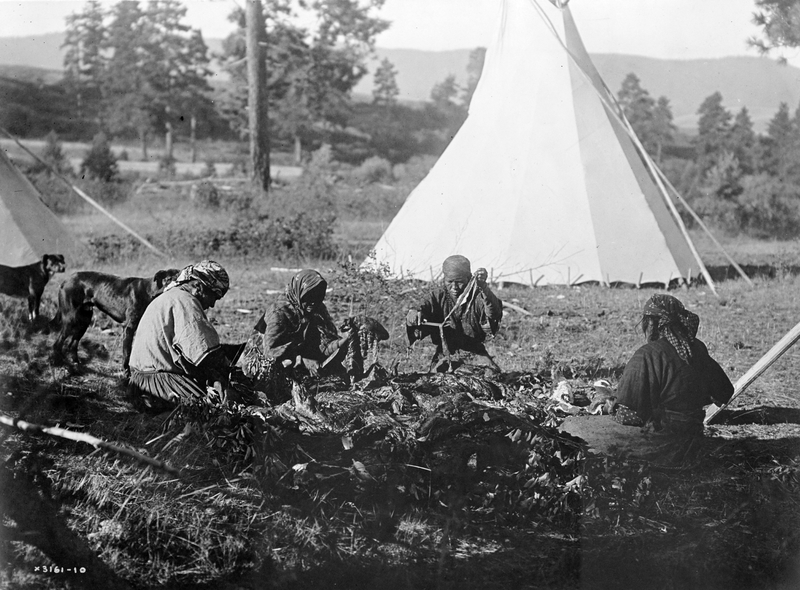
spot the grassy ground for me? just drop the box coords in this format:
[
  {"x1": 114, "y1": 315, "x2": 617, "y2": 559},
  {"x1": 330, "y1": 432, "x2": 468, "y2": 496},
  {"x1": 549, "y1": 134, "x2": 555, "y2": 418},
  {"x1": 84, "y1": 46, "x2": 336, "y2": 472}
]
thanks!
[{"x1": 1, "y1": 181, "x2": 800, "y2": 589}]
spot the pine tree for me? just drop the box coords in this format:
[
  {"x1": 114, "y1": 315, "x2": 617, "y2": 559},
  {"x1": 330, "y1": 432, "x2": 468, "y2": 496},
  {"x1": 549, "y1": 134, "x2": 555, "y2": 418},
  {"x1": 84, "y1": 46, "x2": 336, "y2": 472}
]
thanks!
[
  {"x1": 372, "y1": 58, "x2": 399, "y2": 107},
  {"x1": 729, "y1": 107, "x2": 757, "y2": 175},
  {"x1": 763, "y1": 102, "x2": 794, "y2": 176},
  {"x1": 694, "y1": 91, "x2": 732, "y2": 175},
  {"x1": 62, "y1": 0, "x2": 106, "y2": 128}
]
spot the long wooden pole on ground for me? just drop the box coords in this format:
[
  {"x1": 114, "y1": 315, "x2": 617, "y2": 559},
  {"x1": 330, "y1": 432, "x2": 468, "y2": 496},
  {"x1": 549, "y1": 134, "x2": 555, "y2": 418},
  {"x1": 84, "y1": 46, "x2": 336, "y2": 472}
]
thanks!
[
  {"x1": 0, "y1": 413, "x2": 181, "y2": 476},
  {"x1": 704, "y1": 319, "x2": 800, "y2": 425},
  {"x1": 0, "y1": 127, "x2": 168, "y2": 258}
]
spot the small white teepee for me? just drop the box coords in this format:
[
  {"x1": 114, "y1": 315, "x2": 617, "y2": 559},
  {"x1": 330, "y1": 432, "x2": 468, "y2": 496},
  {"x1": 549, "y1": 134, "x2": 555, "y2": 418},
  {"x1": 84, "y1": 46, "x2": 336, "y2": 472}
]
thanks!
[
  {"x1": 366, "y1": 0, "x2": 708, "y2": 288},
  {"x1": 0, "y1": 149, "x2": 75, "y2": 267}
]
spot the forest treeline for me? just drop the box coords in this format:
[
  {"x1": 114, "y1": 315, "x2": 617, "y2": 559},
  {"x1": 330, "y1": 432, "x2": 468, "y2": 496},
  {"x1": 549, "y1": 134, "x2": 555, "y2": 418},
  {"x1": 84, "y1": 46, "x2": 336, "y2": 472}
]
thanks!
[{"x1": 2, "y1": 0, "x2": 800, "y2": 238}]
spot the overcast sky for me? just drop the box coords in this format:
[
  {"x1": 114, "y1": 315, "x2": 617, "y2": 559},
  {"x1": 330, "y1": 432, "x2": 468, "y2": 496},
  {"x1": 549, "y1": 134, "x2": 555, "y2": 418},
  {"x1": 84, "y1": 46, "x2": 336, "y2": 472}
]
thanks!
[{"x1": 1, "y1": 0, "x2": 796, "y2": 65}]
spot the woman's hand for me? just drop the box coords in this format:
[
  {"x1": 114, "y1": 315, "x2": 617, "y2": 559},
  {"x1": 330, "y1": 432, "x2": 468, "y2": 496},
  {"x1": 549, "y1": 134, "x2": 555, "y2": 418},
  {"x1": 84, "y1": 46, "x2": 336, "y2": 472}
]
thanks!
[
  {"x1": 338, "y1": 326, "x2": 356, "y2": 347},
  {"x1": 406, "y1": 309, "x2": 422, "y2": 326}
]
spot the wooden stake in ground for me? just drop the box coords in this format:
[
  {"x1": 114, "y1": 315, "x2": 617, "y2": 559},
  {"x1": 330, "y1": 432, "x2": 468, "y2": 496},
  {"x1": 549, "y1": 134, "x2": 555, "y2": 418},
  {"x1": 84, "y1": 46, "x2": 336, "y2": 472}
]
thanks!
[{"x1": 705, "y1": 319, "x2": 800, "y2": 425}]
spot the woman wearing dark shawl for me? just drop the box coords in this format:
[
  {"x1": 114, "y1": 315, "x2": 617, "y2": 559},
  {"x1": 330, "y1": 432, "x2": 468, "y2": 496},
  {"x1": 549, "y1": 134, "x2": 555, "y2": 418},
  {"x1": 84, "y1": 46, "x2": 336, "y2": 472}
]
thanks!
[
  {"x1": 406, "y1": 255, "x2": 503, "y2": 371},
  {"x1": 614, "y1": 294, "x2": 733, "y2": 436},
  {"x1": 241, "y1": 269, "x2": 355, "y2": 402}
]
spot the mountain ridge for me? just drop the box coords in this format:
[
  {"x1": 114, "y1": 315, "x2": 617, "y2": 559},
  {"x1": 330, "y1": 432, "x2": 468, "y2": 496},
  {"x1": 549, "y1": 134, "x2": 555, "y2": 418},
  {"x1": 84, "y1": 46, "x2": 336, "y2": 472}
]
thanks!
[{"x1": 1, "y1": 33, "x2": 797, "y2": 133}]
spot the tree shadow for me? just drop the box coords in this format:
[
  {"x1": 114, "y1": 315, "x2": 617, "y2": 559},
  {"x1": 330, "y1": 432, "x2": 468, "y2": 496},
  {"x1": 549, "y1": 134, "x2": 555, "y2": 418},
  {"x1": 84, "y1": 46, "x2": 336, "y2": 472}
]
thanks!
[
  {"x1": 707, "y1": 263, "x2": 800, "y2": 283},
  {"x1": 715, "y1": 406, "x2": 800, "y2": 425}
]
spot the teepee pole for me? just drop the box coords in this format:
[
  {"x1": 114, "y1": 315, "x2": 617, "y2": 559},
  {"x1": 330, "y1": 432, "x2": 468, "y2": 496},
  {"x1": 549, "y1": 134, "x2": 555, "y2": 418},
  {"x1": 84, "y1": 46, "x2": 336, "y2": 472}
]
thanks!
[
  {"x1": 617, "y1": 117, "x2": 718, "y2": 296},
  {"x1": 653, "y1": 167, "x2": 753, "y2": 286},
  {"x1": 1, "y1": 128, "x2": 167, "y2": 258}
]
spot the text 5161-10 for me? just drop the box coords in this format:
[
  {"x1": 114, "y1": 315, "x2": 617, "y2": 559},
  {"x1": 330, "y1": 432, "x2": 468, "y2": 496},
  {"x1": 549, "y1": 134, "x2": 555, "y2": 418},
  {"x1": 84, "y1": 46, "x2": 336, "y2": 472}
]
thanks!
[{"x1": 35, "y1": 566, "x2": 87, "y2": 574}]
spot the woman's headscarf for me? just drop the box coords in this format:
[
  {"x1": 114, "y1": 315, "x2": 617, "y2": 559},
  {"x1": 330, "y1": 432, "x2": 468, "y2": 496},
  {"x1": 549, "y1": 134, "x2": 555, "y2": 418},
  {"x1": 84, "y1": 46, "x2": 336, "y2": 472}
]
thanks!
[
  {"x1": 642, "y1": 294, "x2": 699, "y2": 362},
  {"x1": 286, "y1": 269, "x2": 328, "y2": 314},
  {"x1": 164, "y1": 260, "x2": 229, "y2": 298}
]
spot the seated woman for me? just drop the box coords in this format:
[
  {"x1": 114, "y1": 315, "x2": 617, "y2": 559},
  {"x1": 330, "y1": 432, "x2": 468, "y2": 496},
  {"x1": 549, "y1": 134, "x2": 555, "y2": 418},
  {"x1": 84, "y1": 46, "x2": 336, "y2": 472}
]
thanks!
[
  {"x1": 240, "y1": 269, "x2": 357, "y2": 404},
  {"x1": 406, "y1": 254, "x2": 503, "y2": 371},
  {"x1": 128, "y1": 260, "x2": 232, "y2": 412},
  {"x1": 614, "y1": 294, "x2": 733, "y2": 436}
]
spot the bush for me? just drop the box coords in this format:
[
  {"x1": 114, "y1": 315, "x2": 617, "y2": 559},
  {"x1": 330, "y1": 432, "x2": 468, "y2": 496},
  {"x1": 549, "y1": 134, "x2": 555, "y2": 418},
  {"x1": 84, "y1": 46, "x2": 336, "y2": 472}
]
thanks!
[
  {"x1": 393, "y1": 155, "x2": 437, "y2": 189},
  {"x1": 80, "y1": 133, "x2": 119, "y2": 182},
  {"x1": 158, "y1": 154, "x2": 177, "y2": 178},
  {"x1": 353, "y1": 156, "x2": 393, "y2": 185},
  {"x1": 737, "y1": 174, "x2": 800, "y2": 239},
  {"x1": 338, "y1": 184, "x2": 406, "y2": 221},
  {"x1": 226, "y1": 212, "x2": 338, "y2": 260},
  {"x1": 38, "y1": 130, "x2": 71, "y2": 175},
  {"x1": 29, "y1": 172, "x2": 83, "y2": 214},
  {"x1": 191, "y1": 181, "x2": 220, "y2": 209}
]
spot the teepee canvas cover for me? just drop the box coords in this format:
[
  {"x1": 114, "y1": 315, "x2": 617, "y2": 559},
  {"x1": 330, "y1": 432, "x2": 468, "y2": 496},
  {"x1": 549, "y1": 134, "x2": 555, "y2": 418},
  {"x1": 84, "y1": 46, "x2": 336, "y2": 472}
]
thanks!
[
  {"x1": 367, "y1": 0, "x2": 702, "y2": 286},
  {"x1": 0, "y1": 149, "x2": 75, "y2": 267}
]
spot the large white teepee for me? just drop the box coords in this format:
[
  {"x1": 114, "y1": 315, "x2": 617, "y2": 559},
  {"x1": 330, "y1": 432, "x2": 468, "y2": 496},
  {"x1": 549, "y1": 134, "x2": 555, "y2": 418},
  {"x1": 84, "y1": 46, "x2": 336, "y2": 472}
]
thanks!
[
  {"x1": 0, "y1": 149, "x2": 75, "y2": 268},
  {"x1": 366, "y1": 0, "x2": 706, "y2": 287}
]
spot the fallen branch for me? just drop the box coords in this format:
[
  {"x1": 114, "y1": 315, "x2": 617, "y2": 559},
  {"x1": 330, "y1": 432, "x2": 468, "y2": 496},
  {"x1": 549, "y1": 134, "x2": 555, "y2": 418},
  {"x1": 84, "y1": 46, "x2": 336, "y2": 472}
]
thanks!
[
  {"x1": 0, "y1": 413, "x2": 181, "y2": 477},
  {"x1": 503, "y1": 302, "x2": 532, "y2": 316}
]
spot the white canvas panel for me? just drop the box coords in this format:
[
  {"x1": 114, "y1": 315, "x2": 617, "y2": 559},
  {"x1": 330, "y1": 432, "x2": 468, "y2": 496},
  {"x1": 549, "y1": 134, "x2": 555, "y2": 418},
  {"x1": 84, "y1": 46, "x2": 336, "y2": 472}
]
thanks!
[
  {"x1": 367, "y1": 0, "x2": 705, "y2": 287},
  {"x1": 0, "y1": 150, "x2": 75, "y2": 267}
]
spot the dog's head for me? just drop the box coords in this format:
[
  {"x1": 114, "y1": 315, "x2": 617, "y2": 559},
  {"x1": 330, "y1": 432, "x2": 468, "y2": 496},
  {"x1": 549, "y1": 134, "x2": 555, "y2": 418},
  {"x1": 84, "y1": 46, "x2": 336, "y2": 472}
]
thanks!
[
  {"x1": 43, "y1": 254, "x2": 66, "y2": 275},
  {"x1": 151, "y1": 268, "x2": 180, "y2": 295}
]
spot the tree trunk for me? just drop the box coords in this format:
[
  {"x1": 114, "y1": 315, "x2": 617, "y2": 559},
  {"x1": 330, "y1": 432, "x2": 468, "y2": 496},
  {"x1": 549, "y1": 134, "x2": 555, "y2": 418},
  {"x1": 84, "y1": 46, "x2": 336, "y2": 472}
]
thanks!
[
  {"x1": 165, "y1": 121, "x2": 173, "y2": 161},
  {"x1": 140, "y1": 129, "x2": 148, "y2": 160},
  {"x1": 246, "y1": 0, "x2": 271, "y2": 195},
  {"x1": 294, "y1": 134, "x2": 302, "y2": 164},
  {"x1": 190, "y1": 114, "x2": 197, "y2": 164}
]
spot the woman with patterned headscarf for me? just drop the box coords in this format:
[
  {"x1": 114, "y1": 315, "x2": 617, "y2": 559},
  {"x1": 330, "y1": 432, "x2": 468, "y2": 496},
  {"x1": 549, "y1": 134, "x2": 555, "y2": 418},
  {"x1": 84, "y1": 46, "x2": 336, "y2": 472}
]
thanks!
[
  {"x1": 241, "y1": 269, "x2": 357, "y2": 403},
  {"x1": 614, "y1": 294, "x2": 733, "y2": 436},
  {"x1": 406, "y1": 254, "x2": 503, "y2": 372},
  {"x1": 129, "y1": 260, "x2": 232, "y2": 411}
]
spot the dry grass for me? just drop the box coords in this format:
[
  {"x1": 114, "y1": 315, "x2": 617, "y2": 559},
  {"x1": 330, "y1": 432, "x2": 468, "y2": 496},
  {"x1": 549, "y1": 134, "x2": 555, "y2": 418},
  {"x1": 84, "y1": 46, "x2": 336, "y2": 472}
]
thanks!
[{"x1": 1, "y1": 184, "x2": 800, "y2": 589}]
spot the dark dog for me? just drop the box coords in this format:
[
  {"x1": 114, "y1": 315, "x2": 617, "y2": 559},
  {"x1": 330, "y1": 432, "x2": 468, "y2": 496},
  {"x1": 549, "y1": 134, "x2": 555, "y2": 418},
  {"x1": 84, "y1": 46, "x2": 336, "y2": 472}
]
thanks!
[
  {"x1": 0, "y1": 254, "x2": 66, "y2": 321},
  {"x1": 53, "y1": 268, "x2": 179, "y2": 371}
]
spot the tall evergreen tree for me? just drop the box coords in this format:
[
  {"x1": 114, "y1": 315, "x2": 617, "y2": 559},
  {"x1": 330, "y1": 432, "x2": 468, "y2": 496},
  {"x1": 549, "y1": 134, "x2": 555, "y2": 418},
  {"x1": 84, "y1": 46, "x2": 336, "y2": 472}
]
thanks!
[
  {"x1": 372, "y1": 58, "x2": 399, "y2": 106},
  {"x1": 651, "y1": 96, "x2": 677, "y2": 163},
  {"x1": 763, "y1": 101, "x2": 794, "y2": 177},
  {"x1": 728, "y1": 107, "x2": 757, "y2": 175},
  {"x1": 140, "y1": 0, "x2": 211, "y2": 159},
  {"x1": 62, "y1": 0, "x2": 107, "y2": 128},
  {"x1": 103, "y1": 0, "x2": 154, "y2": 156},
  {"x1": 694, "y1": 91, "x2": 732, "y2": 175},
  {"x1": 219, "y1": 0, "x2": 389, "y2": 159},
  {"x1": 616, "y1": 73, "x2": 673, "y2": 160},
  {"x1": 99, "y1": 0, "x2": 211, "y2": 159}
]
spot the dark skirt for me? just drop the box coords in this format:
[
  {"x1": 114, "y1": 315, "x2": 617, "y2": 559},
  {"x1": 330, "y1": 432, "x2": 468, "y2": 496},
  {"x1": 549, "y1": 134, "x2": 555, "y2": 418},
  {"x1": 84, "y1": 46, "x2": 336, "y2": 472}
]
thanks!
[{"x1": 128, "y1": 369, "x2": 209, "y2": 412}]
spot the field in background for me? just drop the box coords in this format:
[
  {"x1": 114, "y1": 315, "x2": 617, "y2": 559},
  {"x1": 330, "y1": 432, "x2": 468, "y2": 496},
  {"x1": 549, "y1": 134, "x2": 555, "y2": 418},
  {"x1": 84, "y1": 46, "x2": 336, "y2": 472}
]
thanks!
[{"x1": 1, "y1": 151, "x2": 800, "y2": 588}]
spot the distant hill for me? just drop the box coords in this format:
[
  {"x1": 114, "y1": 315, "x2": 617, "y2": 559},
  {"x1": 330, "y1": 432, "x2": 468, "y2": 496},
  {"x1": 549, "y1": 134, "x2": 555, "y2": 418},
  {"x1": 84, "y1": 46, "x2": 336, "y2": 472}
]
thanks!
[
  {"x1": 2, "y1": 32, "x2": 798, "y2": 133},
  {"x1": 357, "y1": 49, "x2": 800, "y2": 133}
]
